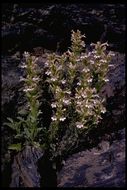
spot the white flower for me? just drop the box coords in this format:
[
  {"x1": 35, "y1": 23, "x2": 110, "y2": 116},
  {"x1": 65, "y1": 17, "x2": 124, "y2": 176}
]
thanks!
[
  {"x1": 66, "y1": 50, "x2": 72, "y2": 56},
  {"x1": 95, "y1": 120, "x2": 99, "y2": 124},
  {"x1": 76, "y1": 123, "x2": 84, "y2": 129},
  {"x1": 87, "y1": 79, "x2": 92, "y2": 83},
  {"x1": 91, "y1": 50, "x2": 97, "y2": 54},
  {"x1": 108, "y1": 52, "x2": 115, "y2": 57},
  {"x1": 101, "y1": 107, "x2": 106, "y2": 113},
  {"x1": 77, "y1": 101, "x2": 82, "y2": 105},
  {"x1": 104, "y1": 79, "x2": 109, "y2": 82},
  {"x1": 81, "y1": 91, "x2": 87, "y2": 98},
  {"x1": 31, "y1": 56, "x2": 38, "y2": 63},
  {"x1": 80, "y1": 55, "x2": 89, "y2": 59},
  {"x1": 45, "y1": 71, "x2": 51, "y2": 76},
  {"x1": 45, "y1": 61, "x2": 49, "y2": 66},
  {"x1": 90, "y1": 43, "x2": 95, "y2": 47},
  {"x1": 51, "y1": 77, "x2": 57, "y2": 82},
  {"x1": 93, "y1": 88, "x2": 97, "y2": 93},
  {"x1": 58, "y1": 65, "x2": 63, "y2": 70},
  {"x1": 90, "y1": 60, "x2": 94, "y2": 64},
  {"x1": 63, "y1": 99, "x2": 71, "y2": 105},
  {"x1": 85, "y1": 104, "x2": 93, "y2": 108},
  {"x1": 59, "y1": 117, "x2": 66, "y2": 121},
  {"x1": 61, "y1": 80, "x2": 66, "y2": 84},
  {"x1": 77, "y1": 82, "x2": 81, "y2": 86},
  {"x1": 56, "y1": 87, "x2": 61, "y2": 93},
  {"x1": 93, "y1": 100, "x2": 98, "y2": 104},
  {"x1": 101, "y1": 98, "x2": 105, "y2": 103},
  {"x1": 69, "y1": 63, "x2": 76, "y2": 69},
  {"x1": 19, "y1": 77, "x2": 25, "y2": 82},
  {"x1": 76, "y1": 58, "x2": 81, "y2": 62},
  {"x1": 100, "y1": 59, "x2": 107, "y2": 63},
  {"x1": 82, "y1": 94, "x2": 87, "y2": 98},
  {"x1": 92, "y1": 94, "x2": 99, "y2": 98},
  {"x1": 32, "y1": 77, "x2": 39, "y2": 81},
  {"x1": 63, "y1": 108, "x2": 66, "y2": 112},
  {"x1": 83, "y1": 68, "x2": 90, "y2": 72},
  {"x1": 51, "y1": 103, "x2": 57, "y2": 108},
  {"x1": 94, "y1": 55, "x2": 101, "y2": 59},
  {"x1": 75, "y1": 94, "x2": 81, "y2": 99},
  {"x1": 38, "y1": 110, "x2": 42, "y2": 114},
  {"x1": 51, "y1": 116, "x2": 57, "y2": 121},
  {"x1": 109, "y1": 64, "x2": 114, "y2": 67},
  {"x1": 34, "y1": 57, "x2": 38, "y2": 62},
  {"x1": 66, "y1": 91, "x2": 71, "y2": 95},
  {"x1": 24, "y1": 51, "x2": 30, "y2": 58},
  {"x1": 81, "y1": 41, "x2": 85, "y2": 47},
  {"x1": 23, "y1": 88, "x2": 34, "y2": 92},
  {"x1": 20, "y1": 64, "x2": 27, "y2": 68},
  {"x1": 87, "y1": 52, "x2": 92, "y2": 57},
  {"x1": 101, "y1": 42, "x2": 109, "y2": 47}
]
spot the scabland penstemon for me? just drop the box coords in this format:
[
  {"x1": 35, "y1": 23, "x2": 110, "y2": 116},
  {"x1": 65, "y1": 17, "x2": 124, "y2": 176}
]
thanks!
[{"x1": 4, "y1": 52, "x2": 42, "y2": 151}]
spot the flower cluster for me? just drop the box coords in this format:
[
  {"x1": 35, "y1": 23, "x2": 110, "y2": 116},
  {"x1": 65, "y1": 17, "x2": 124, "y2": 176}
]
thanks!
[
  {"x1": 20, "y1": 53, "x2": 41, "y2": 115},
  {"x1": 44, "y1": 30, "x2": 115, "y2": 140},
  {"x1": 20, "y1": 53, "x2": 39, "y2": 91},
  {"x1": 71, "y1": 30, "x2": 86, "y2": 55},
  {"x1": 19, "y1": 53, "x2": 42, "y2": 143},
  {"x1": 4, "y1": 52, "x2": 42, "y2": 151},
  {"x1": 75, "y1": 86, "x2": 106, "y2": 127},
  {"x1": 70, "y1": 41, "x2": 115, "y2": 129}
]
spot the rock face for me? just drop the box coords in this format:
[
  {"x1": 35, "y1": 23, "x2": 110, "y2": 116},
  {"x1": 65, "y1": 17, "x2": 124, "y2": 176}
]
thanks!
[
  {"x1": 57, "y1": 128, "x2": 125, "y2": 187},
  {"x1": 2, "y1": 4, "x2": 125, "y2": 54},
  {"x1": 10, "y1": 146, "x2": 44, "y2": 187},
  {"x1": 100, "y1": 52, "x2": 125, "y2": 98}
]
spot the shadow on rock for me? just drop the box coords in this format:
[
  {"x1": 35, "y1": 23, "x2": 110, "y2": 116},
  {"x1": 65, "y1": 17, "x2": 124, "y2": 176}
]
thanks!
[{"x1": 37, "y1": 151, "x2": 57, "y2": 187}]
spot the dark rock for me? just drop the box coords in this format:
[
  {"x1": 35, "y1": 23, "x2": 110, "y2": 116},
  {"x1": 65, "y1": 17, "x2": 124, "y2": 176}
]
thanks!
[
  {"x1": 37, "y1": 151, "x2": 57, "y2": 187},
  {"x1": 2, "y1": 4, "x2": 125, "y2": 54},
  {"x1": 57, "y1": 128, "x2": 125, "y2": 187},
  {"x1": 10, "y1": 146, "x2": 44, "y2": 187}
]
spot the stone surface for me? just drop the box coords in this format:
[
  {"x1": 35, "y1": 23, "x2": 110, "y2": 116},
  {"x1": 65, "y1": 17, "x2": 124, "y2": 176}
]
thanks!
[
  {"x1": 57, "y1": 128, "x2": 125, "y2": 187},
  {"x1": 2, "y1": 4, "x2": 125, "y2": 54},
  {"x1": 10, "y1": 146, "x2": 44, "y2": 187}
]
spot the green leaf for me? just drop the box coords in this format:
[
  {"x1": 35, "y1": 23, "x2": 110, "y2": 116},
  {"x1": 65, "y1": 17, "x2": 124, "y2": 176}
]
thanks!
[
  {"x1": 40, "y1": 143, "x2": 47, "y2": 150},
  {"x1": 4, "y1": 122, "x2": 15, "y2": 129},
  {"x1": 37, "y1": 127, "x2": 42, "y2": 132},
  {"x1": 33, "y1": 141, "x2": 41, "y2": 148},
  {"x1": 17, "y1": 116, "x2": 25, "y2": 122},
  {"x1": 18, "y1": 109, "x2": 28, "y2": 115},
  {"x1": 8, "y1": 143, "x2": 22, "y2": 151},
  {"x1": 7, "y1": 118, "x2": 14, "y2": 123},
  {"x1": 52, "y1": 162, "x2": 56, "y2": 170},
  {"x1": 14, "y1": 134, "x2": 23, "y2": 139}
]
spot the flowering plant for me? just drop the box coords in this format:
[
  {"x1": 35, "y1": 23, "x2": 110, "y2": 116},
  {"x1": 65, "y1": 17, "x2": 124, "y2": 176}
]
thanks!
[
  {"x1": 42, "y1": 30, "x2": 114, "y2": 161},
  {"x1": 4, "y1": 30, "x2": 114, "y2": 160},
  {"x1": 4, "y1": 52, "x2": 42, "y2": 151}
]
